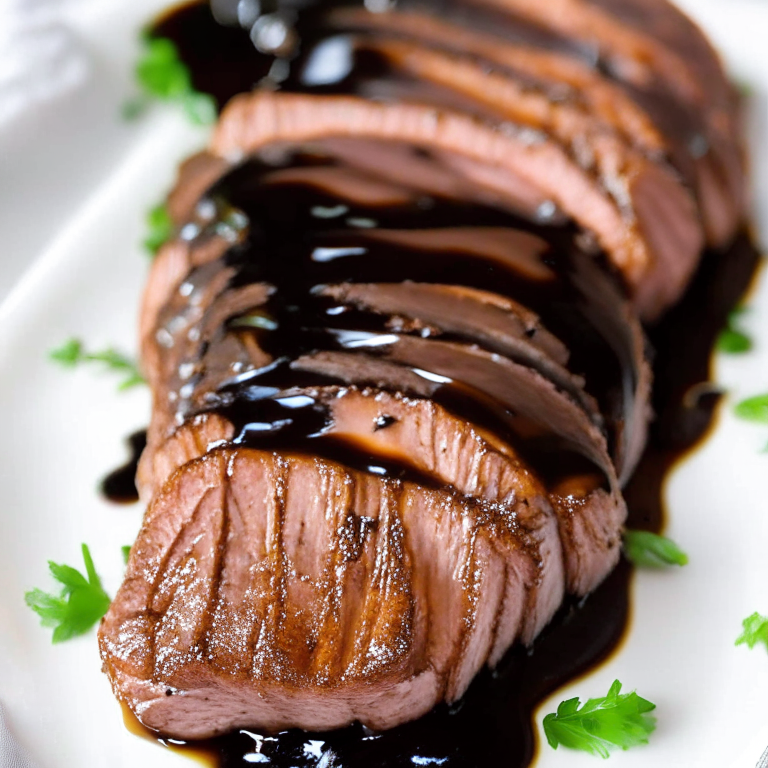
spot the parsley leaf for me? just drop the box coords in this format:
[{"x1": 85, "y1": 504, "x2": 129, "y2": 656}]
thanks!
[
  {"x1": 623, "y1": 530, "x2": 689, "y2": 568},
  {"x1": 25, "y1": 544, "x2": 111, "y2": 643},
  {"x1": 136, "y1": 37, "x2": 191, "y2": 99},
  {"x1": 718, "y1": 328, "x2": 752, "y2": 353},
  {"x1": 717, "y1": 308, "x2": 752, "y2": 354},
  {"x1": 143, "y1": 202, "x2": 174, "y2": 255},
  {"x1": 182, "y1": 90, "x2": 218, "y2": 126},
  {"x1": 126, "y1": 35, "x2": 217, "y2": 126},
  {"x1": 543, "y1": 680, "x2": 656, "y2": 758},
  {"x1": 49, "y1": 338, "x2": 145, "y2": 391},
  {"x1": 734, "y1": 394, "x2": 768, "y2": 424},
  {"x1": 49, "y1": 337, "x2": 83, "y2": 366},
  {"x1": 736, "y1": 612, "x2": 768, "y2": 651},
  {"x1": 121, "y1": 545, "x2": 132, "y2": 565}
]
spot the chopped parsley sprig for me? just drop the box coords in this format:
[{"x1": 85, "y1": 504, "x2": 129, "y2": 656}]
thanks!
[
  {"x1": 734, "y1": 393, "x2": 768, "y2": 424},
  {"x1": 717, "y1": 307, "x2": 753, "y2": 354},
  {"x1": 623, "y1": 530, "x2": 689, "y2": 568},
  {"x1": 736, "y1": 612, "x2": 768, "y2": 652},
  {"x1": 50, "y1": 338, "x2": 145, "y2": 391},
  {"x1": 25, "y1": 544, "x2": 111, "y2": 643},
  {"x1": 144, "y1": 202, "x2": 173, "y2": 255},
  {"x1": 543, "y1": 680, "x2": 656, "y2": 758},
  {"x1": 734, "y1": 393, "x2": 768, "y2": 451},
  {"x1": 124, "y1": 35, "x2": 217, "y2": 125}
]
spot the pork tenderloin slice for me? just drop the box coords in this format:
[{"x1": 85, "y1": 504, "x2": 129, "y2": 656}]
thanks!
[
  {"x1": 317, "y1": 280, "x2": 594, "y2": 416},
  {"x1": 262, "y1": 164, "x2": 417, "y2": 207},
  {"x1": 211, "y1": 92, "x2": 703, "y2": 318},
  {"x1": 348, "y1": 225, "x2": 556, "y2": 284},
  {"x1": 566, "y1": 248, "x2": 652, "y2": 483},
  {"x1": 473, "y1": 0, "x2": 715, "y2": 117},
  {"x1": 308, "y1": 136, "x2": 554, "y2": 219},
  {"x1": 328, "y1": 7, "x2": 666, "y2": 155},
  {"x1": 167, "y1": 151, "x2": 230, "y2": 225},
  {"x1": 461, "y1": 0, "x2": 744, "y2": 245},
  {"x1": 100, "y1": 447, "x2": 541, "y2": 737},
  {"x1": 135, "y1": 376, "x2": 567, "y2": 644},
  {"x1": 141, "y1": 262, "x2": 238, "y2": 446},
  {"x1": 320, "y1": 387, "x2": 564, "y2": 645},
  {"x1": 318, "y1": 281, "x2": 569, "y2": 365},
  {"x1": 549, "y1": 476, "x2": 625, "y2": 596},
  {"x1": 322, "y1": 334, "x2": 612, "y2": 481},
  {"x1": 136, "y1": 412, "x2": 234, "y2": 503},
  {"x1": 366, "y1": 36, "x2": 673, "y2": 186},
  {"x1": 584, "y1": 0, "x2": 739, "y2": 126},
  {"x1": 140, "y1": 239, "x2": 234, "y2": 391},
  {"x1": 298, "y1": 366, "x2": 625, "y2": 596},
  {"x1": 367, "y1": 34, "x2": 736, "y2": 256}
]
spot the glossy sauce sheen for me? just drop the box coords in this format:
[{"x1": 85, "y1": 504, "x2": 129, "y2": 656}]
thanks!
[
  {"x1": 168, "y1": 150, "x2": 625, "y2": 493},
  {"x1": 102, "y1": 430, "x2": 146, "y2": 503},
  {"x1": 148, "y1": 225, "x2": 759, "y2": 767},
  {"x1": 120, "y1": 2, "x2": 763, "y2": 765}
]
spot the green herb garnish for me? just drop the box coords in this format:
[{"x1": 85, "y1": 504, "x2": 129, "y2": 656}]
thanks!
[
  {"x1": 717, "y1": 308, "x2": 752, "y2": 354},
  {"x1": 734, "y1": 393, "x2": 768, "y2": 424},
  {"x1": 49, "y1": 338, "x2": 145, "y2": 390},
  {"x1": 125, "y1": 35, "x2": 216, "y2": 125},
  {"x1": 144, "y1": 202, "x2": 174, "y2": 255},
  {"x1": 25, "y1": 544, "x2": 111, "y2": 643},
  {"x1": 623, "y1": 530, "x2": 689, "y2": 568},
  {"x1": 121, "y1": 545, "x2": 132, "y2": 565},
  {"x1": 543, "y1": 679, "x2": 656, "y2": 758},
  {"x1": 181, "y1": 90, "x2": 218, "y2": 126},
  {"x1": 736, "y1": 612, "x2": 768, "y2": 651}
]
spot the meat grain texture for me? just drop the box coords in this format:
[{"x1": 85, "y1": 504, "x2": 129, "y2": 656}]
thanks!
[{"x1": 99, "y1": 0, "x2": 744, "y2": 740}]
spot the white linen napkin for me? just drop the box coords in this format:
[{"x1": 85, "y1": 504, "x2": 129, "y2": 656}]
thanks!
[
  {"x1": 0, "y1": 0, "x2": 89, "y2": 127},
  {"x1": 0, "y1": 705, "x2": 37, "y2": 768}
]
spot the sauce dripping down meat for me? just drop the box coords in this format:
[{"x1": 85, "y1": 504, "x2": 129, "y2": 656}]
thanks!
[
  {"x1": 117, "y1": 218, "x2": 759, "y2": 766},
  {"x1": 97, "y1": 1, "x2": 759, "y2": 765},
  {"x1": 101, "y1": 431, "x2": 146, "y2": 504}
]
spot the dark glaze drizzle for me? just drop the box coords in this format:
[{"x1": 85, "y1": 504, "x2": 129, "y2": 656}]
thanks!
[
  {"x1": 215, "y1": 569, "x2": 631, "y2": 768},
  {"x1": 623, "y1": 232, "x2": 761, "y2": 529},
  {"x1": 101, "y1": 430, "x2": 146, "y2": 503},
  {"x1": 119, "y1": 2, "x2": 762, "y2": 767},
  {"x1": 152, "y1": 0, "x2": 724, "y2": 206},
  {"x1": 163, "y1": 148, "x2": 630, "y2": 493},
  {"x1": 141, "y1": 150, "x2": 760, "y2": 766},
  {"x1": 135, "y1": 226, "x2": 760, "y2": 768}
]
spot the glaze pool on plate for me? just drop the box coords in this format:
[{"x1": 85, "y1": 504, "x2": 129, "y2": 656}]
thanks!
[{"x1": 0, "y1": 1, "x2": 767, "y2": 767}]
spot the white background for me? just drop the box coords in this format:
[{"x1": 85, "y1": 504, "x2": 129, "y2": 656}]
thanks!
[{"x1": 0, "y1": 1, "x2": 766, "y2": 767}]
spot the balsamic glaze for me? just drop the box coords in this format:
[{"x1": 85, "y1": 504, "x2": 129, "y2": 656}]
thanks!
[
  {"x1": 152, "y1": 0, "x2": 718, "y2": 204},
  {"x1": 101, "y1": 430, "x2": 146, "y2": 504},
  {"x1": 128, "y1": 232, "x2": 755, "y2": 768},
  {"x1": 623, "y1": 233, "x2": 761, "y2": 530},
  {"x1": 112, "y1": 3, "x2": 763, "y2": 766},
  {"x1": 152, "y1": 3, "x2": 274, "y2": 110},
  {"x1": 162, "y1": 149, "x2": 631, "y2": 496}
]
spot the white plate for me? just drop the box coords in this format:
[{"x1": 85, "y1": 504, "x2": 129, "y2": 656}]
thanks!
[{"x1": 0, "y1": 2, "x2": 766, "y2": 767}]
